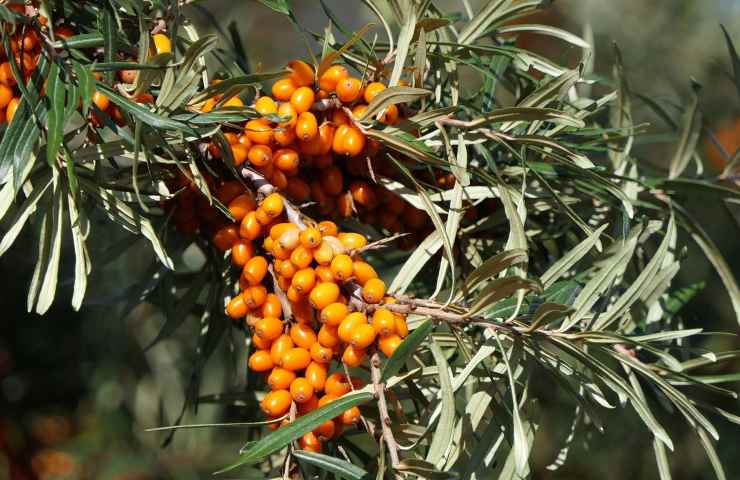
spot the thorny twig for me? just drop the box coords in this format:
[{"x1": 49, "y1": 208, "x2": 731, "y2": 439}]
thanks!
[{"x1": 371, "y1": 352, "x2": 401, "y2": 468}]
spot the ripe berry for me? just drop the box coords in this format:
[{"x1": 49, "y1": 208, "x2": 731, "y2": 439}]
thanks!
[
  {"x1": 298, "y1": 395, "x2": 319, "y2": 415},
  {"x1": 320, "y1": 302, "x2": 348, "y2": 327},
  {"x1": 280, "y1": 347, "x2": 312, "y2": 371},
  {"x1": 318, "y1": 221, "x2": 338, "y2": 237},
  {"x1": 152, "y1": 33, "x2": 172, "y2": 55},
  {"x1": 248, "y1": 350, "x2": 274, "y2": 372},
  {"x1": 313, "y1": 419, "x2": 336, "y2": 440},
  {"x1": 261, "y1": 193, "x2": 285, "y2": 218},
  {"x1": 305, "y1": 362, "x2": 328, "y2": 391},
  {"x1": 324, "y1": 373, "x2": 351, "y2": 396},
  {"x1": 213, "y1": 224, "x2": 239, "y2": 251},
  {"x1": 228, "y1": 194, "x2": 257, "y2": 221},
  {"x1": 330, "y1": 254, "x2": 354, "y2": 282},
  {"x1": 262, "y1": 293, "x2": 283, "y2": 318},
  {"x1": 6, "y1": 97, "x2": 19, "y2": 123},
  {"x1": 252, "y1": 334, "x2": 272, "y2": 350},
  {"x1": 272, "y1": 77, "x2": 297, "y2": 101},
  {"x1": 0, "y1": 84, "x2": 13, "y2": 109},
  {"x1": 318, "y1": 393, "x2": 339, "y2": 408},
  {"x1": 290, "y1": 245, "x2": 314, "y2": 269},
  {"x1": 318, "y1": 65, "x2": 348, "y2": 92},
  {"x1": 315, "y1": 265, "x2": 334, "y2": 283},
  {"x1": 247, "y1": 145, "x2": 272, "y2": 167},
  {"x1": 395, "y1": 315, "x2": 409, "y2": 337},
  {"x1": 291, "y1": 268, "x2": 317, "y2": 294},
  {"x1": 317, "y1": 324, "x2": 340, "y2": 348},
  {"x1": 349, "y1": 180, "x2": 378, "y2": 208},
  {"x1": 372, "y1": 308, "x2": 396, "y2": 336},
  {"x1": 255, "y1": 317, "x2": 284, "y2": 341},
  {"x1": 267, "y1": 367, "x2": 296, "y2": 390},
  {"x1": 321, "y1": 166, "x2": 344, "y2": 196},
  {"x1": 292, "y1": 299, "x2": 314, "y2": 324},
  {"x1": 290, "y1": 86, "x2": 315, "y2": 114},
  {"x1": 288, "y1": 60, "x2": 315, "y2": 87},
  {"x1": 290, "y1": 377, "x2": 315, "y2": 403},
  {"x1": 243, "y1": 256, "x2": 268, "y2": 285},
  {"x1": 336, "y1": 76, "x2": 363, "y2": 103},
  {"x1": 339, "y1": 233, "x2": 368, "y2": 250},
  {"x1": 274, "y1": 148, "x2": 300, "y2": 173},
  {"x1": 290, "y1": 323, "x2": 318, "y2": 349},
  {"x1": 92, "y1": 91, "x2": 110, "y2": 111},
  {"x1": 342, "y1": 345, "x2": 366, "y2": 367},
  {"x1": 342, "y1": 127, "x2": 366, "y2": 157},
  {"x1": 296, "y1": 111, "x2": 318, "y2": 141},
  {"x1": 226, "y1": 294, "x2": 248, "y2": 319},
  {"x1": 240, "y1": 211, "x2": 262, "y2": 240},
  {"x1": 244, "y1": 118, "x2": 273, "y2": 145},
  {"x1": 299, "y1": 432, "x2": 322, "y2": 453},
  {"x1": 255, "y1": 95, "x2": 278, "y2": 116},
  {"x1": 310, "y1": 342, "x2": 333, "y2": 363},
  {"x1": 362, "y1": 278, "x2": 386, "y2": 304},
  {"x1": 341, "y1": 406, "x2": 361, "y2": 425},
  {"x1": 287, "y1": 285, "x2": 304, "y2": 303},
  {"x1": 350, "y1": 323, "x2": 377, "y2": 349},
  {"x1": 299, "y1": 227, "x2": 322, "y2": 248},
  {"x1": 231, "y1": 144, "x2": 248, "y2": 166},
  {"x1": 262, "y1": 389, "x2": 292, "y2": 417},
  {"x1": 364, "y1": 81, "x2": 386, "y2": 103},
  {"x1": 309, "y1": 282, "x2": 340, "y2": 310},
  {"x1": 270, "y1": 334, "x2": 294, "y2": 365},
  {"x1": 338, "y1": 312, "x2": 367, "y2": 343},
  {"x1": 378, "y1": 334, "x2": 402, "y2": 357}
]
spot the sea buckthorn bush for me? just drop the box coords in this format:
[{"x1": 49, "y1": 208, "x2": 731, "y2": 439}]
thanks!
[{"x1": 0, "y1": 0, "x2": 739, "y2": 478}]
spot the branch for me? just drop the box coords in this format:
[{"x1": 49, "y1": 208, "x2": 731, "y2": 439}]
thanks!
[
  {"x1": 371, "y1": 352, "x2": 400, "y2": 468},
  {"x1": 351, "y1": 232, "x2": 410, "y2": 255}
]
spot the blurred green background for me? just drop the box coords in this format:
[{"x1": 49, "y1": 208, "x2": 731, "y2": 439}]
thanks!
[{"x1": 1, "y1": 1, "x2": 739, "y2": 479}]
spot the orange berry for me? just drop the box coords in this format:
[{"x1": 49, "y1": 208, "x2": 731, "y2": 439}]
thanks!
[
  {"x1": 230, "y1": 144, "x2": 249, "y2": 166},
  {"x1": 338, "y1": 312, "x2": 368, "y2": 343},
  {"x1": 287, "y1": 285, "x2": 304, "y2": 303},
  {"x1": 277, "y1": 226, "x2": 300, "y2": 249},
  {"x1": 295, "y1": 111, "x2": 318, "y2": 141},
  {"x1": 256, "y1": 316, "x2": 284, "y2": 341},
  {"x1": 292, "y1": 299, "x2": 314, "y2": 324},
  {"x1": 216, "y1": 181, "x2": 244, "y2": 205},
  {"x1": 320, "y1": 302, "x2": 348, "y2": 327},
  {"x1": 339, "y1": 233, "x2": 368, "y2": 251},
  {"x1": 240, "y1": 211, "x2": 262, "y2": 240},
  {"x1": 277, "y1": 101, "x2": 298, "y2": 127},
  {"x1": 321, "y1": 165, "x2": 344, "y2": 196},
  {"x1": 248, "y1": 349, "x2": 274, "y2": 372},
  {"x1": 152, "y1": 33, "x2": 172, "y2": 55},
  {"x1": 318, "y1": 65, "x2": 349, "y2": 92},
  {"x1": 299, "y1": 432, "x2": 322, "y2": 453},
  {"x1": 271, "y1": 334, "x2": 295, "y2": 365},
  {"x1": 243, "y1": 256, "x2": 268, "y2": 285},
  {"x1": 272, "y1": 77, "x2": 297, "y2": 101},
  {"x1": 288, "y1": 60, "x2": 315, "y2": 87},
  {"x1": 274, "y1": 148, "x2": 300, "y2": 173},
  {"x1": 330, "y1": 254, "x2": 354, "y2": 282},
  {"x1": 244, "y1": 118, "x2": 273, "y2": 145},
  {"x1": 310, "y1": 342, "x2": 333, "y2": 363},
  {"x1": 313, "y1": 419, "x2": 336, "y2": 440},
  {"x1": 281, "y1": 347, "x2": 312, "y2": 371},
  {"x1": 309, "y1": 282, "x2": 340, "y2": 310},
  {"x1": 318, "y1": 221, "x2": 338, "y2": 237},
  {"x1": 226, "y1": 294, "x2": 248, "y2": 319},
  {"x1": 271, "y1": 169, "x2": 289, "y2": 190},
  {"x1": 314, "y1": 152, "x2": 333, "y2": 169},
  {"x1": 290, "y1": 323, "x2": 318, "y2": 349},
  {"x1": 350, "y1": 323, "x2": 377, "y2": 349},
  {"x1": 288, "y1": 244, "x2": 313, "y2": 269},
  {"x1": 362, "y1": 278, "x2": 386, "y2": 304},
  {"x1": 244, "y1": 285, "x2": 268, "y2": 309},
  {"x1": 92, "y1": 91, "x2": 110, "y2": 111},
  {"x1": 278, "y1": 258, "x2": 298, "y2": 278},
  {"x1": 312, "y1": 240, "x2": 334, "y2": 266},
  {"x1": 324, "y1": 373, "x2": 351, "y2": 396},
  {"x1": 364, "y1": 82, "x2": 386, "y2": 103},
  {"x1": 349, "y1": 180, "x2": 378, "y2": 208},
  {"x1": 336, "y1": 192, "x2": 354, "y2": 218},
  {"x1": 290, "y1": 377, "x2": 315, "y2": 403},
  {"x1": 299, "y1": 227, "x2": 322, "y2": 248},
  {"x1": 317, "y1": 324, "x2": 340, "y2": 348},
  {"x1": 395, "y1": 315, "x2": 409, "y2": 338},
  {"x1": 261, "y1": 192, "x2": 285, "y2": 218},
  {"x1": 255, "y1": 95, "x2": 278, "y2": 116},
  {"x1": 252, "y1": 333, "x2": 272, "y2": 350},
  {"x1": 286, "y1": 177, "x2": 311, "y2": 202},
  {"x1": 378, "y1": 334, "x2": 402, "y2": 357},
  {"x1": 380, "y1": 103, "x2": 399, "y2": 124},
  {"x1": 0, "y1": 63, "x2": 16, "y2": 86},
  {"x1": 223, "y1": 96, "x2": 244, "y2": 108},
  {"x1": 342, "y1": 345, "x2": 366, "y2": 367},
  {"x1": 343, "y1": 126, "x2": 366, "y2": 157},
  {"x1": 305, "y1": 362, "x2": 328, "y2": 391},
  {"x1": 5, "y1": 97, "x2": 19, "y2": 123},
  {"x1": 213, "y1": 224, "x2": 240, "y2": 251},
  {"x1": 372, "y1": 308, "x2": 396, "y2": 336},
  {"x1": 332, "y1": 108, "x2": 350, "y2": 126},
  {"x1": 315, "y1": 265, "x2": 334, "y2": 283},
  {"x1": 351, "y1": 103, "x2": 368, "y2": 119},
  {"x1": 336, "y1": 76, "x2": 363, "y2": 103},
  {"x1": 274, "y1": 126, "x2": 297, "y2": 146},
  {"x1": 332, "y1": 124, "x2": 350, "y2": 155},
  {"x1": 262, "y1": 293, "x2": 283, "y2": 318},
  {"x1": 291, "y1": 268, "x2": 317, "y2": 295},
  {"x1": 255, "y1": 206, "x2": 272, "y2": 225},
  {"x1": 268, "y1": 367, "x2": 296, "y2": 390},
  {"x1": 341, "y1": 406, "x2": 361, "y2": 425},
  {"x1": 261, "y1": 389, "x2": 292, "y2": 417},
  {"x1": 248, "y1": 144, "x2": 272, "y2": 167},
  {"x1": 290, "y1": 86, "x2": 315, "y2": 114},
  {"x1": 318, "y1": 393, "x2": 339, "y2": 409},
  {"x1": 228, "y1": 193, "x2": 257, "y2": 221}
]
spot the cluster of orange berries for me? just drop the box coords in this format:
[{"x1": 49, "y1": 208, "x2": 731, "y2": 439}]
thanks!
[
  {"x1": 201, "y1": 59, "x2": 435, "y2": 248},
  {"x1": 0, "y1": 3, "x2": 53, "y2": 124},
  {"x1": 214, "y1": 190, "x2": 407, "y2": 452}
]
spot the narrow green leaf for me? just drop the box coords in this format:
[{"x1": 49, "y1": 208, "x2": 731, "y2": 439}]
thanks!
[
  {"x1": 293, "y1": 451, "x2": 368, "y2": 480},
  {"x1": 360, "y1": 87, "x2": 432, "y2": 121},
  {"x1": 426, "y1": 341, "x2": 455, "y2": 468},
  {"x1": 541, "y1": 224, "x2": 608, "y2": 288}
]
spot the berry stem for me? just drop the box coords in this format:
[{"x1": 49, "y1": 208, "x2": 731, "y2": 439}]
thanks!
[{"x1": 371, "y1": 352, "x2": 401, "y2": 468}]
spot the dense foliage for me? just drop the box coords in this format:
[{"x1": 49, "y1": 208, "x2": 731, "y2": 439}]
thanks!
[{"x1": 1, "y1": 0, "x2": 739, "y2": 478}]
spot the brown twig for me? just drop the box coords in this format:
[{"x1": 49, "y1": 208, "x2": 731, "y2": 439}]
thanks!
[
  {"x1": 371, "y1": 352, "x2": 400, "y2": 468},
  {"x1": 352, "y1": 232, "x2": 410, "y2": 255}
]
